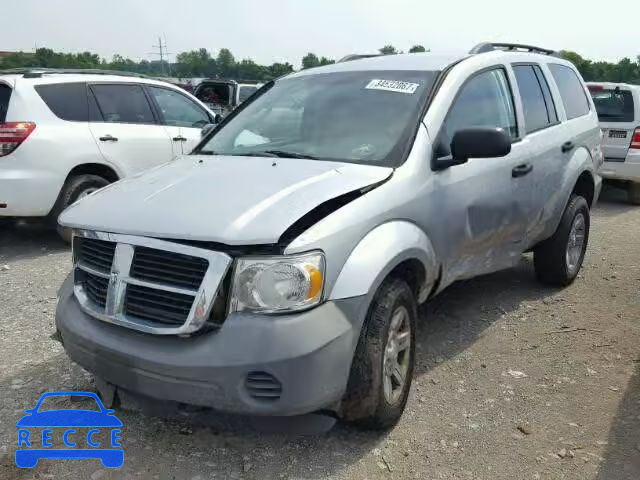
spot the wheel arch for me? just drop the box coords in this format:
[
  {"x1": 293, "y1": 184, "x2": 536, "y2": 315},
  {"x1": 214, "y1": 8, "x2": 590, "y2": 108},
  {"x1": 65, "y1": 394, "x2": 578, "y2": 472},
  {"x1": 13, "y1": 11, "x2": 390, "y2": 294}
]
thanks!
[
  {"x1": 329, "y1": 221, "x2": 438, "y2": 304},
  {"x1": 47, "y1": 163, "x2": 120, "y2": 220},
  {"x1": 542, "y1": 162, "x2": 596, "y2": 243},
  {"x1": 64, "y1": 163, "x2": 121, "y2": 184}
]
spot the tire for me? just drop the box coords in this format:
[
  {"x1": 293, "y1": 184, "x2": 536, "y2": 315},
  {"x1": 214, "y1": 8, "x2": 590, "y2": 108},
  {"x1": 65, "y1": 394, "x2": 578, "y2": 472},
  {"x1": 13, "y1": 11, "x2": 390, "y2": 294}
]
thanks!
[
  {"x1": 50, "y1": 174, "x2": 110, "y2": 243},
  {"x1": 628, "y1": 182, "x2": 640, "y2": 205},
  {"x1": 534, "y1": 194, "x2": 590, "y2": 286},
  {"x1": 341, "y1": 277, "x2": 417, "y2": 430}
]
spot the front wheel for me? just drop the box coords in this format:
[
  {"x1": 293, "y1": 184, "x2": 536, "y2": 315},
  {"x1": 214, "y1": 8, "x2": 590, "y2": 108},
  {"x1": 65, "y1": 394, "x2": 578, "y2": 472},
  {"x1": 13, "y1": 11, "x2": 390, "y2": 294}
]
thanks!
[
  {"x1": 341, "y1": 277, "x2": 417, "y2": 430},
  {"x1": 534, "y1": 194, "x2": 590, "y2": 286}
]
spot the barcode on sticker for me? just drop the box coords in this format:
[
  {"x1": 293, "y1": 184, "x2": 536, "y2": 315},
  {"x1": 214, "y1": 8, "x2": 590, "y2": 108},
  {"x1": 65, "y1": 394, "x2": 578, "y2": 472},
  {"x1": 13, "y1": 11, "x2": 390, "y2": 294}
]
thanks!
[{"x1": 365, "y1": 79, "x2": 420, "y2": 94}]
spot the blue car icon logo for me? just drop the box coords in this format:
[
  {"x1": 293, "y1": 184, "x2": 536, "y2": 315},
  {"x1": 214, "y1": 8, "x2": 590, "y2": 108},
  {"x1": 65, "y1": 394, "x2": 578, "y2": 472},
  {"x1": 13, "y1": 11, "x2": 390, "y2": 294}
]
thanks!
[{"x1": 16, "y1": 391, "x2": 123, "y2": 468}]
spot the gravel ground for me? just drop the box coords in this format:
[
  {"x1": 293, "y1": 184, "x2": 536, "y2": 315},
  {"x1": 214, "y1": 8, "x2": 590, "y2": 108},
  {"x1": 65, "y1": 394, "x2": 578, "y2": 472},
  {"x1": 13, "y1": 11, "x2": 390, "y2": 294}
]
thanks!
[{"x1": 1, "y1": 185, "x2": 639, "y2": 480}]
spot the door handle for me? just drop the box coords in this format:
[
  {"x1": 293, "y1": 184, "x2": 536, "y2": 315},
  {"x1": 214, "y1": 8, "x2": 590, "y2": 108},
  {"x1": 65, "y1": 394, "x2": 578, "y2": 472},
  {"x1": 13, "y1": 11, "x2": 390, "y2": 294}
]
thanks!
[
  {"x1": 99, "y1": 135, "x2": 118, "y2": 142},
  {"x1": 172, "y1": 136, "x2": 187, "y2": 142},
  {"x1": 561, "y1": 141, "x2": 575, "y2": 153},
  {"x1": 512, "y1": 163, "x2": 533, "y2": 178}
]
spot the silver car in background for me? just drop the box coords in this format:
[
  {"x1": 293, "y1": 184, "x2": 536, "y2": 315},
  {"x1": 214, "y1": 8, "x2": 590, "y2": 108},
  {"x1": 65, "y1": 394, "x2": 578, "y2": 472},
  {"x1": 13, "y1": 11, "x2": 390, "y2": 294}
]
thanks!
[
  {"x1": 587, "y1": 82, "x2": 640, "y2": 203},
  {"x1": 55, "y1": 43, "x2": 602, "y2": 429}
]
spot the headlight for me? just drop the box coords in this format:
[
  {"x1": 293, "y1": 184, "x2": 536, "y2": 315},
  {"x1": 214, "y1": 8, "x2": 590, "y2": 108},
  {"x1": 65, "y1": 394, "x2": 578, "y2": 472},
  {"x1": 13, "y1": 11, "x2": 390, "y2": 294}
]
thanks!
[{"x1": 229, "y1": 252, "x2": 325, "y2": 313}]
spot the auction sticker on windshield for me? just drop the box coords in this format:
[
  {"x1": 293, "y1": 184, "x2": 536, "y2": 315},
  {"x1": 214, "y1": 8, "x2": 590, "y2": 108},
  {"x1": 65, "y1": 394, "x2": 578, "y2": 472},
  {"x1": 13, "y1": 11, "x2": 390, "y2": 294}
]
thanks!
[{"x1": 365, "y1": 79, "x2": 420, "y2": 94}]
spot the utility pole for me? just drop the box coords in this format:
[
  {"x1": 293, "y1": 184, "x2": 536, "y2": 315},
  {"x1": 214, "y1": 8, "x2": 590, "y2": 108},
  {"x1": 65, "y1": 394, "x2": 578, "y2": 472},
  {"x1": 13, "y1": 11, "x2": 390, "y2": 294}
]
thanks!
[{"x1": 150, "y1": 35, "x2": 172, "y2": 76}]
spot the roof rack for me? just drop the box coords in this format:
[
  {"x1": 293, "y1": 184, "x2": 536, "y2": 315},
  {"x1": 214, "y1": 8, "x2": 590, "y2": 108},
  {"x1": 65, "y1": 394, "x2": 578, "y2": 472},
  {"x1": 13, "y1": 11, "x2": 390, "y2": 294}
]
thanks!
[
  {"x1": 0, "y1": 68, "x2": 151, "y2": 79},
  {"x1": 469, "y1": 42, "x2": 560, "y2": 57},
  {"x1": 338, "y1": 54, "x2": 383, "y2": 63}
]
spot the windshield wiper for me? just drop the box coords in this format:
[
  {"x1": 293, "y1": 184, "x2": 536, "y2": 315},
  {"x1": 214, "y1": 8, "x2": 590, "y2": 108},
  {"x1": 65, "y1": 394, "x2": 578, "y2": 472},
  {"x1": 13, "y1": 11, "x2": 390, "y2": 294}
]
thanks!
[
  {"x1": 195, "y1": 151, "x2": 279, "y2": 157},
  {"x1": 260, "y1": 150, "x2": 319, "y2": 159},
  {"x1": 195, "y1": 150, "x2": 319, "y2": 159}
]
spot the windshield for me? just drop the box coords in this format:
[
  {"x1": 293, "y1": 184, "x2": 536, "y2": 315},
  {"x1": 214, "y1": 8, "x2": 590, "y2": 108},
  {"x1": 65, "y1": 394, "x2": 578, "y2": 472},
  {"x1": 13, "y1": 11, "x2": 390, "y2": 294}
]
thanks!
[
  {"x1": 197, "y1": 70, "x2": 438, "y2": 166},
  {"x1": 590, "y1": 88, "x2": 635, "y2": 122}
]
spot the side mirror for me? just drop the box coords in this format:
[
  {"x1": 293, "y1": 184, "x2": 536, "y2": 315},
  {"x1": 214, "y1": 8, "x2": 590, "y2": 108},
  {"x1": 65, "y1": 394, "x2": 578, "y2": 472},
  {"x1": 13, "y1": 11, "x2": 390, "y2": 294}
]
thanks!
[
  {"x1": 450, "y1": 127, "x2": 511, "y2": 163},
  {"x1": 435, "y1": 127, "x2": 511, "y2": 170},
  {"x1": 201, "y1": 123, "x2": 216, "y2": 138}
]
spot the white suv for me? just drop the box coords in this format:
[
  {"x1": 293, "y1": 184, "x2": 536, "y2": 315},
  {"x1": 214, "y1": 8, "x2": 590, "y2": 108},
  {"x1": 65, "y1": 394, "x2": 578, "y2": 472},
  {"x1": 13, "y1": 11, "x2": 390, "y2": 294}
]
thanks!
[
  {"x1": 587, "y1": 82, "x2": 640, "y2": 203},
  {"x1": 0, "y1": 69, "x2": 216, "y2": 239}
]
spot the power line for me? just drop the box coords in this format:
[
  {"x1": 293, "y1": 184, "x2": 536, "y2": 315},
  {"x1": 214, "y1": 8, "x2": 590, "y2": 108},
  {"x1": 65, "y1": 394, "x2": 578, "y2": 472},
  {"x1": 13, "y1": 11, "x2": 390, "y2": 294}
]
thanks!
[{"x1": 149, "y1": 35, "x2": 173, "y2": 76}]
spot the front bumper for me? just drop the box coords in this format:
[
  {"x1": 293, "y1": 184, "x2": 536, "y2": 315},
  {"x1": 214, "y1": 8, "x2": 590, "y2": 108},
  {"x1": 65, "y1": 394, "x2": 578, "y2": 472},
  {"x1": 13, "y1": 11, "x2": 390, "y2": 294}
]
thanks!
[{"x1": 55, "y1": 274, "x2": 368, "y2": 416}]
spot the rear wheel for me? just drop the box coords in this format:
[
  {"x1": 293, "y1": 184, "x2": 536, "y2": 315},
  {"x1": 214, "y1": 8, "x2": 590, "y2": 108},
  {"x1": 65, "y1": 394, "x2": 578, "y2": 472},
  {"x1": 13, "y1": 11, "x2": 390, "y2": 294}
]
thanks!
[
  {"x1": 50, "y1": 174, "x2": 110, "y2": 242},
  {"x1": 628, "y1": 182, "x2": 640, "y2": 205},
  {"x1": 341, "y1": 277, "x2": 416, "y2": 430},
  {"x1": 534, "y1": 194, "x2": 590, "y2": 286}
]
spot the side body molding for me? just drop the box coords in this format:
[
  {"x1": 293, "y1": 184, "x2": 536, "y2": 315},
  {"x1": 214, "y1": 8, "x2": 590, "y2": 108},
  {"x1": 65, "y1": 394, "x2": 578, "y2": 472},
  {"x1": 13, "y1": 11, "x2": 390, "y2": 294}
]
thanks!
[{"x1": 329, "y1": 221, "x2": 438, "y2": 303}]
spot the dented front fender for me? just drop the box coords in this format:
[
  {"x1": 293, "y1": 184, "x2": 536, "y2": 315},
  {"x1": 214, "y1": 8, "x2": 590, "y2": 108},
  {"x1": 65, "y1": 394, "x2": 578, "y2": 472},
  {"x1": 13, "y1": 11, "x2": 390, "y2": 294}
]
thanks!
[{"x1": 329, "y1": 221, "x2": 438, "y2": 303}]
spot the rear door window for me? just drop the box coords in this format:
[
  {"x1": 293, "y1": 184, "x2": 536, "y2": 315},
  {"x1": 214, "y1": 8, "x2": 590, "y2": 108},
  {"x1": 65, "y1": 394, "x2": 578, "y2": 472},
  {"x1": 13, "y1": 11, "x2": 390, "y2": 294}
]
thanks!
[
  {"x1": 548, "y1": 64, "x2": 590, "y2": 120},
  {"x1": 35, "y1": 83, "x2": 91, "y2": 122},
  {"x1": 533, "y1": 65, "x2": 558, "y2": 124},
  {"x1": 589, "y1": 88, "x2": 635, "y2": 123},
  {"x1": 0, "y1": 84, "x2": 12, "y2": 122},
  {"x1": 90, "y1": 84, "x2": 156, "y2": 124},
  {"x1": 513, "y1": 65, "x2": 554, "y2": 133}
]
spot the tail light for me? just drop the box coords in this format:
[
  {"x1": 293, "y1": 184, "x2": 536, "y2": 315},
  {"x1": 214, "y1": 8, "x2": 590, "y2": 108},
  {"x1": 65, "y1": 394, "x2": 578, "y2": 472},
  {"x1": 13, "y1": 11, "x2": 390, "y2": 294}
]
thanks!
[
  {"x1": 0, "y1": 122, "x2": 36, "y2": 157},
  {"x1": 630, "y1": 128, "x2": 640, "y2": 150}
]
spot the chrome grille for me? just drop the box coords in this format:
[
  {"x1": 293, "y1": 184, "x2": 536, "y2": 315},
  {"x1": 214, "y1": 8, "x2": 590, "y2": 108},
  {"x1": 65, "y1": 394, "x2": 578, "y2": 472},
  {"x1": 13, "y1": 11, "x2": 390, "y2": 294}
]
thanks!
[
  {"x1": 131, "y1": 246, "x2": 208, "y2": 290},
  {"x1": 72, "y1": 230, "x2": 232, "y2": 335},
  {"x1": 125, "y1": 284, "x2": 194, "y2": 325},
  {"x1": 74, "y1": 237, "x2": 116, "y2": 273},
  {"x1": 83, "y1": 272, "x2": 109, "y2": 308}
]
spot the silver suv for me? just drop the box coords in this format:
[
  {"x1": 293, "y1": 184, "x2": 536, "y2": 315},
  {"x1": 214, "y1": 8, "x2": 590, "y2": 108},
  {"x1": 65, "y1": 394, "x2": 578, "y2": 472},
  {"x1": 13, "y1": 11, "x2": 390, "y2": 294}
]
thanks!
[{"x1": 55, "y1": 43, "x2": 602, "y2": 429}]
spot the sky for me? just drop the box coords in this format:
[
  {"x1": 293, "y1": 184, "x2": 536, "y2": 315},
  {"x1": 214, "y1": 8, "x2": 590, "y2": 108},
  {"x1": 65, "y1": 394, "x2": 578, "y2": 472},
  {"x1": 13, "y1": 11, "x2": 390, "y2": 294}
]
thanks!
[{"x1": 3, "y1": 0, "x2": 637, "y2": 67}]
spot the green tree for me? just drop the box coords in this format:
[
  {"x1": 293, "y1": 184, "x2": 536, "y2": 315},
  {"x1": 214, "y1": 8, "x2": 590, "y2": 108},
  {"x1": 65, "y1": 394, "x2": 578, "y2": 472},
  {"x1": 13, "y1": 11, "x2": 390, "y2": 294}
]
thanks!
[
  {"x1": 216, "y1": 48, "x2": 236, "y2": 78},
  {"x1": 236, "y1": 59, "x2": 267, "y2": 80},
  {"x1": 175, "y1": 48, "x2": 215, "y2": 77},
  {"x1": 302, "y1": 52, "x2": 320, "y2": 70},
  {"x1": 268, "y1": 62, "x2": 294, "y2": 78},
  {"x1": 319, "y1": 56, "x2": 335, "y2": 66},
  {"x1": 379, "y1": 45, "x2": 399, "y2": 55},
  {"x1": 409, "y1": 45, "x2": 427, "y2": 53}
]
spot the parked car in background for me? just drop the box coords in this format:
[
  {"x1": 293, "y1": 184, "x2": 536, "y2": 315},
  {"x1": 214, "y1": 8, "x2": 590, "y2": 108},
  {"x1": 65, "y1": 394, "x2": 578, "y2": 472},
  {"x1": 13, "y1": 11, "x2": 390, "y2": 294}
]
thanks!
[
  {"x1": 0, "y1": 68, "x2": 216, "y2": 240},
  {"x1": 587, "y1": 82, "x2": 640, "y2": 204},
  {"x1": 56, "y1": 43, "x2": 601, "y2": 429},
  {"x1": 194, "y1": 79, "x2": 263, "y2": 119}
]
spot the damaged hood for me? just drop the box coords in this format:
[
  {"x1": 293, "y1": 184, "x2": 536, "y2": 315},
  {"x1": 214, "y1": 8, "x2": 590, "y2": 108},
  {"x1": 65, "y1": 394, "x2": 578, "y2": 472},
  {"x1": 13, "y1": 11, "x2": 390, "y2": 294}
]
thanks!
[{"x1": 60, "y1": 155, "x2": 392, "y2": 244}]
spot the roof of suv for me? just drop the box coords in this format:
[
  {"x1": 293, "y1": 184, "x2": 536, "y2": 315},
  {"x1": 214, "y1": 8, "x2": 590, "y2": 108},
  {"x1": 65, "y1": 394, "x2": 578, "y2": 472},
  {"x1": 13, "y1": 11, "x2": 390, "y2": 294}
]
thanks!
[
  {"x1": 290, "y1": 43, "x2": 567, "y2": 79},
  {"x1": 290, "y1": 53, "x2": 464, "y2": 78},
  {"x1": 0, "y1": 69, "x2": 181, "y2": 89}
]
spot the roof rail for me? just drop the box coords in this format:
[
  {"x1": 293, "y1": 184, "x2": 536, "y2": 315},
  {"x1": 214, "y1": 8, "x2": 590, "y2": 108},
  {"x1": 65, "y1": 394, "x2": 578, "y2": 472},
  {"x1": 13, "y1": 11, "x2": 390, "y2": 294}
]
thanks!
[
  {"x1": 0, "y1": 68, "x2": 151, "y2": 79},
  {"x1": 469, "y1": 42, "x2": 560, "y2": 57},
  {"x1": 338, "y1": 54, "x2": 383, "y2": 63}
]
